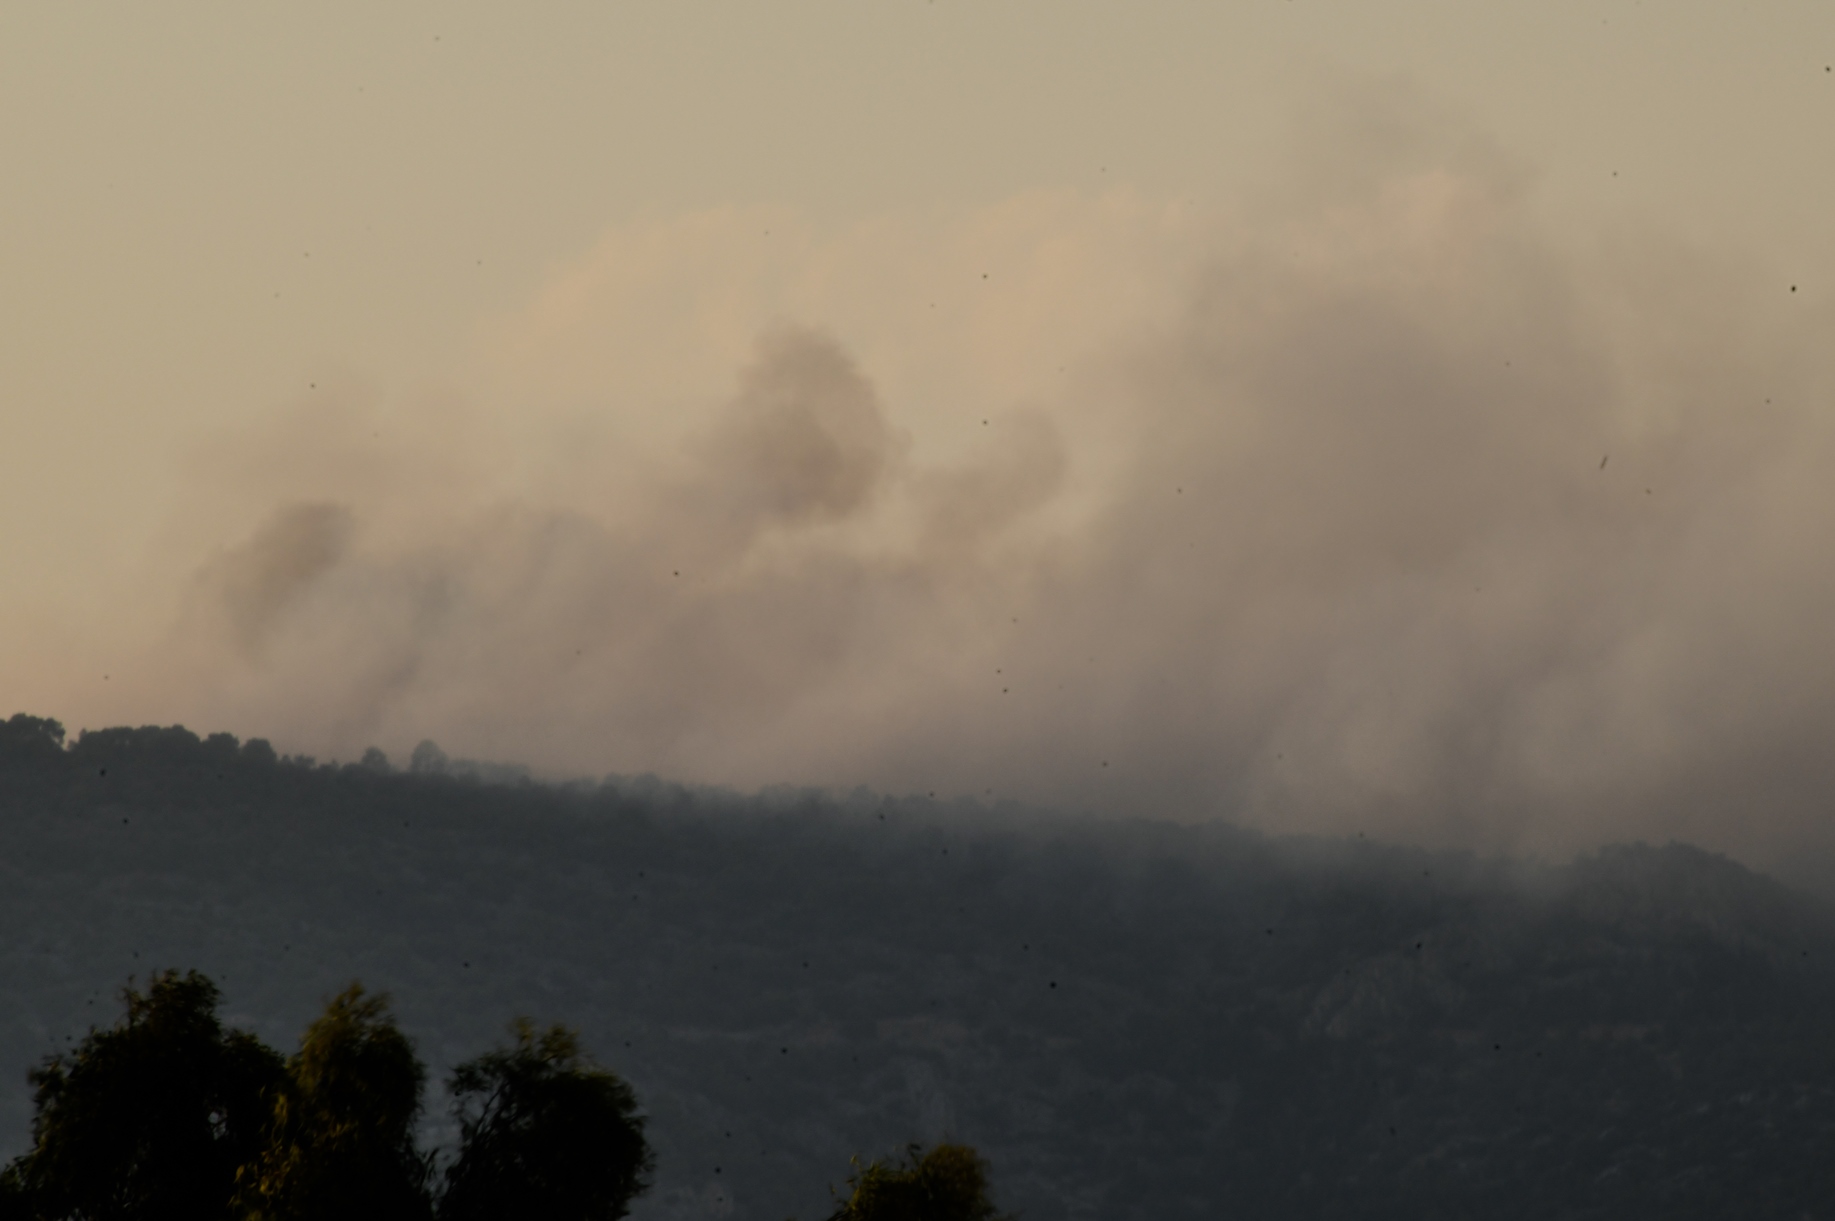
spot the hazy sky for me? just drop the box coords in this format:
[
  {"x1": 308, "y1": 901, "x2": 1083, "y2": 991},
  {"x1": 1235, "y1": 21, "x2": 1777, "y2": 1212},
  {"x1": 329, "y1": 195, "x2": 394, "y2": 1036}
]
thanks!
[{"x1": 5, "y1": 3, "x2": 1835, "y2": 864}]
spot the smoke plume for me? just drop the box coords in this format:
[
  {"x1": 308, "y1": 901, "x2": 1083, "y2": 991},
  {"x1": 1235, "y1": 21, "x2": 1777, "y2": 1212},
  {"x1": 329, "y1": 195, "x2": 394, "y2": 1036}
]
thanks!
[{"x1": 111, "y1": 92, "x2": 1835, "y2": 872}]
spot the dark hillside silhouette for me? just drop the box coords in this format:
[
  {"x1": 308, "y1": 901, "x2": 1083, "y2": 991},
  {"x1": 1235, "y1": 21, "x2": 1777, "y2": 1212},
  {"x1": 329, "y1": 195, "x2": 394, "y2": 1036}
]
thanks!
[{"x1": 3, "y1": 714, "x2": 1835, "y2": 1218}]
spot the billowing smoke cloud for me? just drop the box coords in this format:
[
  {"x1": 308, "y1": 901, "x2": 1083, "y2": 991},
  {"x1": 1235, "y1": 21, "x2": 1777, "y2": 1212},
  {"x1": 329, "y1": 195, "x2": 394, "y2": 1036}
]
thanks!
[
  {"x1": 120, "y1": 91, "x2": 1835, "y2": 873},
  {"x1": 207, "y1": 503, "x2": 355, "y2": 655},
  {"x1": 702, "y1": 327, "x2": 906, "y2": 531}
]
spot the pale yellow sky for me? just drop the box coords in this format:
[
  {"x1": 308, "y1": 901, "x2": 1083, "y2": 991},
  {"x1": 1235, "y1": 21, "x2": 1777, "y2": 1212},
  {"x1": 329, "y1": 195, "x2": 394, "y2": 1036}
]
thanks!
[
  {"x1": 4, "y1": 1, "x2": 1828, "y2": 556},
  {"x1": 4, "y1": 3, "x2": 1835, "y2": 860}
]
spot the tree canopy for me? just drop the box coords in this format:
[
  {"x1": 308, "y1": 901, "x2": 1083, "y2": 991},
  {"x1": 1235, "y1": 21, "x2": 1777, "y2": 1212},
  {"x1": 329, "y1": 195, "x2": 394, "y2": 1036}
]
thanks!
[
  {"x1": 0, "y1": 970, "x2": 283, "y2": 1221},
  {"x1": 437, "y1": 1021, "x2": 652, "y2": 1221},
  {"x1": 0, "y1": 975, "x2": 655, "y2": 1221},
  {"x1": 825, "y1": 1144, "x2": 1008, "y2": 1221},
  {"x1": 235, "y1": 985, "x2": 430, "y2": 1221}
]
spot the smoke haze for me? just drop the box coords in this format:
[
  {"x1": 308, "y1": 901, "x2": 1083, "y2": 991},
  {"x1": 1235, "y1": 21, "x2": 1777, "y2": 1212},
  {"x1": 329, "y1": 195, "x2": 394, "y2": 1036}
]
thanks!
[{"x1": 35, "y1": 90, "x2": 1835, "y2": 871}]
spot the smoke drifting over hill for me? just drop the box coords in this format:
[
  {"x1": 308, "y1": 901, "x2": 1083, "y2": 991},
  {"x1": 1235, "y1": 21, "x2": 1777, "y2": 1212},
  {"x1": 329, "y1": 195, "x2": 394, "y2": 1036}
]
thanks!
[{"x1": 74, "y1": 93, "x2": 1835, "y2": 869}]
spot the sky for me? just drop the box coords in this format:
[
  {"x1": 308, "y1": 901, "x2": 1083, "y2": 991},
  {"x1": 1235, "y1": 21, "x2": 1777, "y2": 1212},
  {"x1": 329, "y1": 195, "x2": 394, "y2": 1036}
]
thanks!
[{"x1": 4, "y1": 2, "x2": 1835, "y2": 866}]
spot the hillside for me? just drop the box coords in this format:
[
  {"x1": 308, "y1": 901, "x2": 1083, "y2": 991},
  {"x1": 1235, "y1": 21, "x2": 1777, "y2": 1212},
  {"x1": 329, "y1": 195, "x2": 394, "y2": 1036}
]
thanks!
[{"x1": 3, "y1": 714, "x2": 1834, "y2": 1219}]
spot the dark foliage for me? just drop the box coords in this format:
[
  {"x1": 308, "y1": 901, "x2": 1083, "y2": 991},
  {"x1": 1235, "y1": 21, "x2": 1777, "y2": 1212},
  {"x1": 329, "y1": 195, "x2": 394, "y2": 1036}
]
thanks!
[
  {"x1": 438, "y1": 1022, "x2": 651, "y2": 1221},
  {"x1": 0, "y1": 968, "x2": 649, "y2": 1221},
  {"x1": 825, "y1": 1143, "x2": 1007, "y2": 1221},
  {"x1": 236, "y1": 985, "x2": 431, "y2": 1221},
  {"x1": 0, "y1": 716, "x2": 64, "y2": 759},
  {"x1": 2, "y1": 971, "x2": 284, "y2": 1221}
]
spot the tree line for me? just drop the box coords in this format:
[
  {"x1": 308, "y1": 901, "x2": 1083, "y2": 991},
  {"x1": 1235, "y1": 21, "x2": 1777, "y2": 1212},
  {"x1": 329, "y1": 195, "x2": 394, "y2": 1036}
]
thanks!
[{"x1": 0, "y1": 971, "x2": 1005, "y2": 1221}]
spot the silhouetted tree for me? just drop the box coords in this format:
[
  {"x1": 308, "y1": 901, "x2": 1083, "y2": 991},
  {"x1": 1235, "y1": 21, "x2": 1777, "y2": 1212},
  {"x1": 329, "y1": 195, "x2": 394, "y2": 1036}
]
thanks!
[
  {"x1": 1, "y1": 970, "x2": 284, "y2": 1221},
  {"x1": 0, "y1": 1159, "x2": 35, "y2": 1221},
  {"x1": 358, "y1": 747, "x2": 396, "y2": 775},
  {"x1": 237, "y1": 984, "x2": 432, "y2": 1221},
  {"x1": 409, "y1": 741, "x2": 448, "y2": 776},
  {"x1": 0, "y1": 713, "x2": 65, "y2": 759},
  {"x1": 437, "y1": 1021, "x2": 651, "y2": 1221},
  {"x1": 825, "y1": 1143, "x2": 1009, "y2": 1221}
]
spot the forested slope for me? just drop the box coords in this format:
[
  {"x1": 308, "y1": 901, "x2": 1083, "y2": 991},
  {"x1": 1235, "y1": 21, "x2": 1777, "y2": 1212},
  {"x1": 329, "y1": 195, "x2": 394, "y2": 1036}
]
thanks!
[{"x1": 3, "y1": 714, "x2": 1833, "y2": 1219}]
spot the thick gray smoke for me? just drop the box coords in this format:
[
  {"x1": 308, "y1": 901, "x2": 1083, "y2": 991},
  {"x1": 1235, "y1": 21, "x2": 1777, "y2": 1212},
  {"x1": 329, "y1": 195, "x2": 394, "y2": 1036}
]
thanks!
[{"x1": 141, "y1": 104, "x2": 1835, "y2": 874}]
